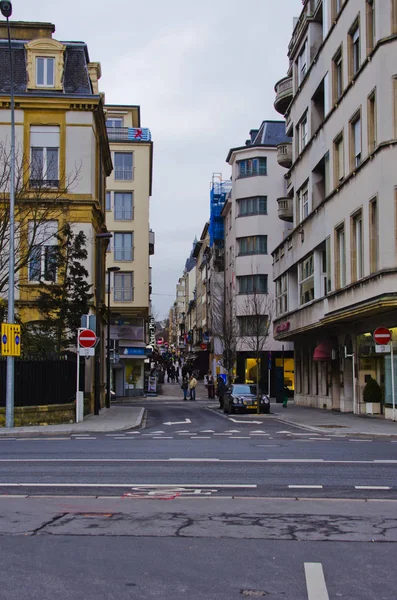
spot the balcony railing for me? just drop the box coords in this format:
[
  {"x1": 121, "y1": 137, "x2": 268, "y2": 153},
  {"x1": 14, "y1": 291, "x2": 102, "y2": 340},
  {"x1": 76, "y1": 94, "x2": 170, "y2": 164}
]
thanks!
[
  {"x1": 114, "y1": 249, "x2": 133, "y2": 261},
  {"x1": 277, "y1": 197, "x2": 293, "y2": 222},
  {"x1": 277, "y1": 142, "x2": 292, "y2": 169},
  {"x1": 274, "y1": 76, "x2": 293, "y2": 115},
  {"x1": 107, "y1": 127, "x2": 152, "y2": 142},
  {"x1": 114, "y1": 287, "x2": 134, "y2": 302}
]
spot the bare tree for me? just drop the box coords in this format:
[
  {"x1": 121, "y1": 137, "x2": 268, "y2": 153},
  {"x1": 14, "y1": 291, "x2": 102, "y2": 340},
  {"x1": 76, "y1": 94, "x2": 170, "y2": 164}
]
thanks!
[
  {"x1": 210, "y1": 271, "x2": 237, "y2": 382},
  {"x1": 238, "y1": 289, "x2": 274, "y2": 413},
  {"x1": 0, "y1": 141, "x2": 80, "y2": 298}
]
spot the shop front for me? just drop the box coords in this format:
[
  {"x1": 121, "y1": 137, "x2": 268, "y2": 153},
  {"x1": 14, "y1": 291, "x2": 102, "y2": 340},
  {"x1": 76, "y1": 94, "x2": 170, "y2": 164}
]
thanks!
[{"x1": 236, "y1": 350, "x2": 294, "y2": 399}]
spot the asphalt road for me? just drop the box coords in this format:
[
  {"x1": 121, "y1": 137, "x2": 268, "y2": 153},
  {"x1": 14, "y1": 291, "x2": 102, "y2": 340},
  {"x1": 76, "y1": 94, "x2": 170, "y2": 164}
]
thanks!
[{"x1": 1, "y1": 401, "x2": 397, "y2": 599}]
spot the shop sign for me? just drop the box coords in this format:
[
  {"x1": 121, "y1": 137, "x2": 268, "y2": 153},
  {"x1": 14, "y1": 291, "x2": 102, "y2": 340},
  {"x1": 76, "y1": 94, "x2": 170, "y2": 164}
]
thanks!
[
  {"x1": 122, "y1": 347, "x2": 146, "y2": 356},
  {"x1": 276, "y1": 321, "x2": 290, "y2": 334}
]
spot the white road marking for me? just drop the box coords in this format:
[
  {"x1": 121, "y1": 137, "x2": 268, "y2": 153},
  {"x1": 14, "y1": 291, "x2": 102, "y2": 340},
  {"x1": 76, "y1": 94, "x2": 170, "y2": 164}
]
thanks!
[
  {"x1": 163, "y1": 419, "x2": 191, "y2": 426},
  {"x1": 125, "y1": 431, "x2": 140, "y2": 434},
  {"x1": 225, "y1": 430, "x2": 240, "y2": 433},
  {"x1": 304, "y1": 563, "x2": 330, "y2": 600},
  {"x1": 229, "y1": 436, "x2": 251, "y2": 439},
  {"x1": 113, "y1": 437, "x2": 129, "y2": 440},
  {"x1": 16, "y1": 438, "x2": 71, "y2": 441},
  {"x1": 355, "y1": 485, "x2": 391, "y2": 490},
  {"x1": 200, "y1": 430, "x2": 215, "y2": 433},
  {"x1": 192, "y1": 437, "x2": 211, "y2": 439},
  {"x1": 0, "y1": 458, "x2": 394, "y2": 464},
  {"x1": 149, "y1": 431, "x2": 165, "y2": 434},
  {"x1": 229, "y1": 418, "x2": 262, "y2": 424},
  {"x1": 74, "y1": 437, "x2": 96, "y2": 440},
  {"x1": 289, "y1": 485, "x2": 323, "y2": 489},
  {"x1": 349, "y1": 439, "x2": 372, "y2": 442},
  {"x1": 0, "y1": 482, "x2": 257, "y2": 489},
  {"x1": 151, "y1": 437, "x2": 173, "y2": 440}
]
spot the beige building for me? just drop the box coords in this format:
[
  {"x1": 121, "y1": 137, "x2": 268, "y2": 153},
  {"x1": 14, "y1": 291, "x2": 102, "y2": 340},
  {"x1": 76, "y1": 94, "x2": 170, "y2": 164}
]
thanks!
[
  {"x1": 222, "y1": 123, "x2": 294, "y2": 395},
  {"x1": 104, "y1": 105, "x2": 153, "y2": 395},
  {"x1": 272, "y1": 0, "x2": 397, "y2": 417}
]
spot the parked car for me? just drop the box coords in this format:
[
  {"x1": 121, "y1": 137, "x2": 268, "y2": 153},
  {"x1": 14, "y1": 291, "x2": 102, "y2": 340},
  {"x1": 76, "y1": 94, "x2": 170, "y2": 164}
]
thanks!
[{"x1": 223, "y1": 384, "x2": 270, "y2": 414}]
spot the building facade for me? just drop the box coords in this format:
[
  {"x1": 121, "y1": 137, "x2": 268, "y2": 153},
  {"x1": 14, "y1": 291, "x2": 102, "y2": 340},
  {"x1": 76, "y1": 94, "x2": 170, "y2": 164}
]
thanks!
[
  {"x1": 224, "y1": 122, "x2": 294, "y2": 396},
  {"x1": 272, "y1": 0, "x2": 397, "y2": 416},
  {"x1": 104, "y1": 104, "x2": 153, "y2": 396},
  {"x1": 0, "y1": 21, "x2": 112, "y2": 409}
]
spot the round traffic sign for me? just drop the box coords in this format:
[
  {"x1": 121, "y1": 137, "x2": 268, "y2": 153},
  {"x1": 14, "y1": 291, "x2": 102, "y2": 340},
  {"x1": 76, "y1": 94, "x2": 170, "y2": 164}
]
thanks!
[
  {"x1": 373, "y1": 327, "x2": 391, "y2": 345},
  {"x1": 78, "y1": 328, "x2": 97, "y2": 348}
]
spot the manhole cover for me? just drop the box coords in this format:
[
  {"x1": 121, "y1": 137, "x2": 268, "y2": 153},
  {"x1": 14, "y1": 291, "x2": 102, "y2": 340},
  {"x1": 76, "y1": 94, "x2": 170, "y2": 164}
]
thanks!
[{"x1": 240, "y1": 591, "x2": 269, "y2": 597}]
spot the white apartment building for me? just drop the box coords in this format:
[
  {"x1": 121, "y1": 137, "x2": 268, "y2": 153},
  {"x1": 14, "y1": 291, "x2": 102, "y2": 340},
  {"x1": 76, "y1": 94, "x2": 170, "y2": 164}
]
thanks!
[
  {"x1": 105, "y1": 105, "x2": 153, "y2": 396},
  {"x1": 272, "y1": 0, "x2": 397, "y2": 416},
  {"x1": 223, "y1": 122, "x2": 294, "y2": 396}
]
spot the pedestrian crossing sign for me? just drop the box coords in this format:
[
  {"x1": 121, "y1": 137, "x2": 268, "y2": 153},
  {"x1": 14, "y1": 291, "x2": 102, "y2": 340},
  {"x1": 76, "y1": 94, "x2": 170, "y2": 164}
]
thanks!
[{"x1": 1, "y1": 323, "x2": 21, "y2": 356}]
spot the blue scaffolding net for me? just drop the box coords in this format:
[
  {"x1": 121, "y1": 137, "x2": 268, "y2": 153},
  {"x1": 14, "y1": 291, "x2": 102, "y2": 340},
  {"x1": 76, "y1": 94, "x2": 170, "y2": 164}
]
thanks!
[{"x1": 209, "y1": 178, "x2": 232, "y2": 247}]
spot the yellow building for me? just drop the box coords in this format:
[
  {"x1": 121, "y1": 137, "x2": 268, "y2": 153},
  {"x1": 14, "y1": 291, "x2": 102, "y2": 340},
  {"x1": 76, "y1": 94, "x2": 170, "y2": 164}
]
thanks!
[
  {"x1": 104, "y1": 105, "x2": 154, "y2": 396},
  {"x1": 0, "y1": 21, "x2": 112, "y2": 409}
]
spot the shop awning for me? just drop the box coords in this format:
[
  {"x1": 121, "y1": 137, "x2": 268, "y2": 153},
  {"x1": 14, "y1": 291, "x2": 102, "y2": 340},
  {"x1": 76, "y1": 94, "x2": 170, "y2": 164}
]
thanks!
[{"x1": 313, "y1": 341, "x2": 332, "y2": 361}]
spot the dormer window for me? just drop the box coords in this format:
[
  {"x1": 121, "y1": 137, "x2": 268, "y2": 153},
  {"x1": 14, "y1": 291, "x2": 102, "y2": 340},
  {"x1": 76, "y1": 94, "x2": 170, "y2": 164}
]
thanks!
[
  {"x1": 36, "y1": 57, "x2": 55, "y2": 87},
  {"x1": 25, "y1": 38, "x2": 65, "y2": 91}
]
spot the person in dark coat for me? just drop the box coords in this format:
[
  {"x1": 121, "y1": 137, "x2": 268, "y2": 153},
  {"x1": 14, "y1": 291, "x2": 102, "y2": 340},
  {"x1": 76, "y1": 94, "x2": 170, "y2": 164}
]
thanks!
[
  {"x1": 181, "y1": 375, "x2": 189, "y2": 400},
  {"x1": 217, "y1": 376, "x2": 226, "y2": 409}
]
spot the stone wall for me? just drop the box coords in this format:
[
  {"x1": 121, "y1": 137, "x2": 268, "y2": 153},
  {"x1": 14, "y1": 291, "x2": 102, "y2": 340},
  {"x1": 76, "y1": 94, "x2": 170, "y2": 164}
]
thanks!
[{"x1": 0, "y1": 398, "x2": 91, "y2": 427}]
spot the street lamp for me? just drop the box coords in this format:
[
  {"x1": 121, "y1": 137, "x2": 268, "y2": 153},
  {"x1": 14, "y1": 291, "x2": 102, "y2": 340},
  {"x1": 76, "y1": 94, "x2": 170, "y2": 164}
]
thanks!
[
  {"x1": 1, "y1": 0, "x2": 16, "y2": 428},
  {"x1": 106, "y1": 266, "x2": 120, "y2": 408},
  {"x1": 95, "y1": 232, "x2": 112, "y2": 415}
]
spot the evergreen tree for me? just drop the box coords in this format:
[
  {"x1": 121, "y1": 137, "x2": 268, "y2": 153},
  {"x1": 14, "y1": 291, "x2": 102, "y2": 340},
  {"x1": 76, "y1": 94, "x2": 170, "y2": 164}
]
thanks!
[{"x1": 35, "y1": 223, "x2": 93, "y2": 355}]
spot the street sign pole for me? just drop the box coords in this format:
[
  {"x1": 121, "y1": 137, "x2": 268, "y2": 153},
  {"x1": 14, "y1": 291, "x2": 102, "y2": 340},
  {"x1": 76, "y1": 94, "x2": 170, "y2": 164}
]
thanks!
[{"x1": 76, "y1": 328, "x2": 82, "y2": 423}]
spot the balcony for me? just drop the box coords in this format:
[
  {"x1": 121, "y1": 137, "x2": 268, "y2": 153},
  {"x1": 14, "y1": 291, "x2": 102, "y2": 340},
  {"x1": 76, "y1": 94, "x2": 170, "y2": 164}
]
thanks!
[
  {"x1": 277, "y1": 197, "x2": 293, "y2": 222},
  {"x1": 149, "y1": 229, "x2": 155, "y2": 256},
  {"x1": 277, "y1": 142, "x2": 292, "y2": 168},
  {"x1": 106, "y1": 127, "x2": 152, "y2": 143},
  {"x1": 274, "y1": 76, "x2": 293, "y2": 115}
]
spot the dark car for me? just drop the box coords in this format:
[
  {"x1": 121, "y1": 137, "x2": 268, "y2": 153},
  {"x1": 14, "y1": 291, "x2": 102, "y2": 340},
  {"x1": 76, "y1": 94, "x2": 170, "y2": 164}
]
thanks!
[{"x1": 223, "y1": 384, "x2": 270, "y2": 414}]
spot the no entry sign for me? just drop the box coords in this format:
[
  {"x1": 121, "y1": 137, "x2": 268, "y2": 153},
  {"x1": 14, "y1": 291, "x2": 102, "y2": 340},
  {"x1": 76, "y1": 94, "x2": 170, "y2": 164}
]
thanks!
[
  {"x1": 78, "y1": 328, "x2": 97, "y2": 348},
  {"x1": 373, "y1": 327, "x2": 391, "y2": 345}
]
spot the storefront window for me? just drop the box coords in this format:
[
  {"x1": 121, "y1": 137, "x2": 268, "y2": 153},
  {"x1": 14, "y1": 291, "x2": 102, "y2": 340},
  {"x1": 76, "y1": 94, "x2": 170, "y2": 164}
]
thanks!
[{"x1": 245, "y1": 358, "x2": 260, "y2": 384}]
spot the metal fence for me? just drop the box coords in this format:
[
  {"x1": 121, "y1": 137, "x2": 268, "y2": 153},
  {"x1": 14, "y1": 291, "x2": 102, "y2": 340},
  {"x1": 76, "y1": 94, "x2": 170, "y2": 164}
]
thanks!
[{"x1": 0, "y1": 357, "x2": 85, "y2": 407}]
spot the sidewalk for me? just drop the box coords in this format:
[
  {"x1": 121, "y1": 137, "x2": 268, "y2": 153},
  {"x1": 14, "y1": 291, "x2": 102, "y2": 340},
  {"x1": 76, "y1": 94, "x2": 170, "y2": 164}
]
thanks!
[
  {"x1": 270, "y1": 401, "x2": 397, "y2": 437},
  {"x1": 0, "y1": 406, "x2": 145, "y2": 437}
]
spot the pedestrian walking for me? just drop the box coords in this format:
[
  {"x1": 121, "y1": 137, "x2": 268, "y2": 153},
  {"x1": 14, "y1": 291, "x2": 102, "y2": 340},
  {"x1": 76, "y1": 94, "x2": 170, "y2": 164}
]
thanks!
[
  {"x1": 189, "y1": 375, "x2": 197, "y2": 401},
  {"x1": 175, "y1": 365, "x2": 180, "y2": 383},
  {"x1": 207, "y1": 372, "x2": 215, "y2": 399},
  {"x1": 216, "y1": 376, "x2": 226, "y2": 409},
  {"x1": 181, "y1": 375, "x2": 189, "y2": 401},
  {"x1": 170, "y1": 365, "x2": 175, "y2": 384}
]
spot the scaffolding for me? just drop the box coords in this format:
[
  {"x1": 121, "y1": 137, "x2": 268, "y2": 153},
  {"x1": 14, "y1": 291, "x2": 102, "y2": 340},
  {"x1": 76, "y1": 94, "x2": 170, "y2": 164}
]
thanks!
[{"x1": 209, "y1": 173, "x2": 232, "y2": 247}]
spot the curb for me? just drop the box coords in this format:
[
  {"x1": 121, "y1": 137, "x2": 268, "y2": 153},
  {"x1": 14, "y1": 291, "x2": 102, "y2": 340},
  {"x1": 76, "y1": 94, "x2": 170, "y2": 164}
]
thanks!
[
  {"x1": 0, "y1": 408, "x2": 147, "y2": 438},
  {"x1": 272, "y1": 415, "x2": 397, "y2": 437}
]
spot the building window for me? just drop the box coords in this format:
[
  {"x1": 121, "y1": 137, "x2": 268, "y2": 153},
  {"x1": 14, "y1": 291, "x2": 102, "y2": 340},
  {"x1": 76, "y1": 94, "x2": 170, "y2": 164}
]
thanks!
[
  {"x1": 238, "y1": 315, "x2": 268, "y2": 337},
  {"x1": 114, "y1": 272, "x2": 134, "y2": 302},
  {"x1": 114, "y1": 152, "x2": 133, "y2": 180},
  {"x1": 36, "y1": 57, "x2": 55, "y2": 87},
  {"x1": 299, "y1": 254, "x2": 315, "y2": 305},
  {"x1": 393, "y1": 0, "x2": 397, "y2": 34},
  {"x1": 106, "y1": 118, "x2": 123, "y2": 128},
  {"x1": 298, "y1": 112, "x2": 308, "y2": 153},
  {"x1": 332, "y1": 0, "x2": 343, "y2": 19},
  {"x1": 366, "y1": 1, "x2": 375, "y2": 54},
  {"x1": 369, "y1": 198, "x2": 378, "y2": 273},
  {"x1": 334, "y1": 132, "x2": 344, "y2": 186},
  {"x1": 28, "y1": 221, "x2": 58, "y2": 282},
  {"x1": 106, "y1": 191, "x2": 111, "y2": 211},
  {"x1": 237, "y1": 158, "x2": 267, "y2": 178},
  {"x1": 296, "y1": 183, "x2": 309, "y2": 223},
  {"x1": 114, "y1": 232, "x2": 133, "y2": 261},
  {"x1": 348, "y1": 20, "x2": 360, "y2": 80},
  {"x1": 238, "y1": 275, "x2": 268, "y2": 294},
  {"x1": 238, "y1": 235, "x2": 267, "y2": 255},
  {"x1": 325, "y1": 236, "x2": 332, "y2": 293},
  {"x1": 30, "y1": 126, "x2": 60, "y2": 188},
  {"x1": 238, "y1": 196, "x2": 267, "y2": 216},
  {"x1": 297, "y1": 40, "x2": 308, "y2": 86},
  {"x1": 350, "y1": 112, "x2": 362, "y2": 170},
  {"x1": 367, "y1": 90, "x2": 377, "y2": 153},
  {"x1": 332, "y1": 47, "x2": 343, "y2": 103},
  {"x1": 335, "y1": 224, "x2": 346, "y2": 288},
  {"x1": 114, "y1": 192, "x2": 134, "y2": 220},
  {"x1": 276, "y1": 274, "x2": 288, "y2": 316},
  {"x1": 351, "y1": 211, "x2": 364, "y2": 282}
]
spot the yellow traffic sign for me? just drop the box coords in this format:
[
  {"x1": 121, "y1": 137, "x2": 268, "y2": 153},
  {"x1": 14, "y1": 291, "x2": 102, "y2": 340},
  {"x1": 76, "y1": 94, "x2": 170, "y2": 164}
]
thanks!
[{"x1": 1, "y1": 323, "x2": 21, "y2": 356}]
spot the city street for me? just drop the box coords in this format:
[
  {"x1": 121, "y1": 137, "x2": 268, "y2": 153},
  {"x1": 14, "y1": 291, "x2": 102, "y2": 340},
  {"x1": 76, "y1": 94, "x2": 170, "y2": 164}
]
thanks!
[{"x1": 0, "y1": 397, "x2": 397, "y2": 598}]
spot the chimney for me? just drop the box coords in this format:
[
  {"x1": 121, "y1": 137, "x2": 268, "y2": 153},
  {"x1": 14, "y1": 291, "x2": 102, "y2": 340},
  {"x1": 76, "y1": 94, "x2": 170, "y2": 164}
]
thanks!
[
  {"x1": 88, "y1": 62, "x2": 102, "y2": 95},
  {"x1": 0, "y1": 21, "x2": 55, "y2": 40}
]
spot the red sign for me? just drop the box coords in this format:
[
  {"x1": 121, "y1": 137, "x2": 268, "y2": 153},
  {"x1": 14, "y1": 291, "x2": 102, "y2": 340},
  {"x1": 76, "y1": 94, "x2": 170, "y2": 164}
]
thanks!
[
  {"x1": 200, "y1": 343, "x2": 207, "y2": 350},
  {"x1": 78, "y1": 329, "x2": 97, "y2": 348},
  {"x1": 276, "y1": 321, "x2": 290, "y2": 334},
  {"x1": 373, "y1": 327, "x2": 391, "y2": 345}
]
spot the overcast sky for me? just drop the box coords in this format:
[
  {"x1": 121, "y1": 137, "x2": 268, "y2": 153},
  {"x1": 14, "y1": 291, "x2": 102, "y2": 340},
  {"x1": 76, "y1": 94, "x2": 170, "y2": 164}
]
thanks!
[{"x1": 13, "y1": 0, "x2": 300, "y2": 319}]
